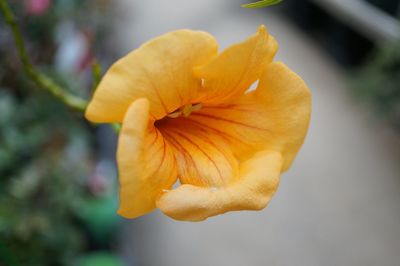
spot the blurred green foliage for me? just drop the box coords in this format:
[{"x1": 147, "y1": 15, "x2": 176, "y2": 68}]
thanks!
[
  {"x1": 352, "y1": 40, "x2": 400, "y2": 128},
  {"x1": 0, "y1": 1, "x2": 121, "y2": 265},
  {"x1": 0, "y1": 90, "x2": 90, "y2": 265}
]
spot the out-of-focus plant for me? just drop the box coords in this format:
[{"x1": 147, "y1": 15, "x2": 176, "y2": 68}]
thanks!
[
  {"x1": 0, "y1": 0, "x2": 122, "y2": 265},
  {"x1": 351, "y1": 40, "x2": 400, "y2": 128},
  {"x1": 0, "y1": 90, "x2": 89, "y2": 265}
]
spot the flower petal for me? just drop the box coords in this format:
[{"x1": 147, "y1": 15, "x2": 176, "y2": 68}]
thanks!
[
  {"x1": 117, "y1": 98, "x2": 177, "y2": 218},
  {"x1": 194, "y1": 25, "x2": 278, "y2": 103},
  {"x1": 86, "y1": 30, "x2": 218, "y2": 123},
  {"x1": 188, "y1": 62, "x2": 311, "y2": 172},
  {"x1": 157, "y1": 117, "x2": 239, "y2": 187},
  {"x1": 156, "y1": 150, "x2": 282, "y2": 221},
  {"x1": 255, "y1": 62, "x2": 312, "y2": 171}
]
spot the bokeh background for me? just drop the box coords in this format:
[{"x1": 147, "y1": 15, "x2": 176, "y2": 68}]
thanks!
[{"x1": 1, "y1": 0, "x2": 400, "y2": 265}]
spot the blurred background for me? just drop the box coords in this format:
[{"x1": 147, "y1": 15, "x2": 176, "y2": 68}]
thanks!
[{"x1": 1, "y1": 0, "x2": 400, "y2": 265}]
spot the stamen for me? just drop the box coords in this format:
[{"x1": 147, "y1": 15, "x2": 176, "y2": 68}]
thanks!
[
  {"x1": 191, "y1": 103, "x2": 203, "y2": 112},
  {"x1": 182, "y1": 104, "x2": 193, "y2": 117},
  {"x1": 166, "y1": 103, "x2": 203, "y2": 118},
  {"x1": 167, "y1": 110, "x2": 182, "y2": 118}
]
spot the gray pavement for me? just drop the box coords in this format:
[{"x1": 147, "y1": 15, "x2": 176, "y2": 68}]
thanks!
[{"x1": 114, "y1": 1, "x2": 400, "y2": 265}]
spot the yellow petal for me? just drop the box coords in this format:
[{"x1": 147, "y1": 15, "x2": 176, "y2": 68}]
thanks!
[
  {"x1": 157, "y1": 117, "x2": 239, "y2": 187},
  {"x1": 194, "y1": 25, "x2": 278, "y2": 103},
  {"x1": 255, "y1": 62, "x2": 312, "y2": 171},
  {"x1": 186, "y1": 62, "x2": 311, "y2": 172},
  {"x1": 156, "y1": 150, "x2": 282, "y2": 221},
  {"x1": 86, "y1": 30, "x2": 218, "y2": 123},
  {"x1": 117, "y1": 98, "x2": 177, "y2": 218}
]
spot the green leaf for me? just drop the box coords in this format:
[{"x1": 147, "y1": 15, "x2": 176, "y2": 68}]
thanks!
[{"x1": 242, "y1": 0, "x2": 283, "y2": 8}]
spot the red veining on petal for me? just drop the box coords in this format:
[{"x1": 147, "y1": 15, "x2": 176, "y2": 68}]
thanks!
[
  {"x1": 167, "y1": 128, "x2": 225, "y2": 185},
  {"x1": 170, "y1": 125, "x2": 238, "y2": 184},
  {"x1": 151, "y1": 135, "x2": 167, "y2": 176},
  {"x1": 154, "y1": 86, "x2": 169, "y2": 114},
  {"x1": 186, "y1": 118, "x2": 242, "y2": 144},
  {"x1": 191, "y1": 113, "x2": 270, "y2": 132},
  {"x1": 162, "y1": 131, "x2": 208, "y2": 186},
  {"x1": 148, "y1": 129, "x2": 159, "y2": 147},
  {"x1": 141, "y1": 68, "x2": 169, "y2": 114},
  {"x1": 171, "y1": 125, "x2": 226, "y2": 157}
]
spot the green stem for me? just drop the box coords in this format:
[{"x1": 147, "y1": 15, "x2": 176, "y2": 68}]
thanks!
[
  {"x1": 111, "y1": 123, "x2": 121, "y2": 133},
  {"x1": 91, "y1": 60, "x2": 102, "y2": 92},
  {"x1": 0, "y1": 0, "x2": 87, "y2": 112}
]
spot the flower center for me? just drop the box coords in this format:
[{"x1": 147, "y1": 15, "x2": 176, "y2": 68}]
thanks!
[{"x1": 167, "y1": 103, "x2": 202, "y2": 118}]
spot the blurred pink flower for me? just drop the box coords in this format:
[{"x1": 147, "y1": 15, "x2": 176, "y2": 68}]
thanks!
[
  {"x1": 25, "y1": 0, "x2": 51, "y2": 16},
  {"x1": 87, "y1": 162, "x2": 113, "y2": 197}
]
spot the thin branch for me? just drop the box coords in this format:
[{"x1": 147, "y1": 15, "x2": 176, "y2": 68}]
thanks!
[{"x1": 0, "y1": 0, "x2": 87, "y2": 112}]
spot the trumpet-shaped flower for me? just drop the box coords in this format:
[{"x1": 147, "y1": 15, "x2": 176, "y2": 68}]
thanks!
[{"x1": 85, "y1": 25, "x2": 311, "y2": 221}]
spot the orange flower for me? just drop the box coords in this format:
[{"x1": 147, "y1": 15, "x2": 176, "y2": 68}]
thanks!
[{"x1": 85, "y1": 25, "x2": 311, "y2": 221}]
